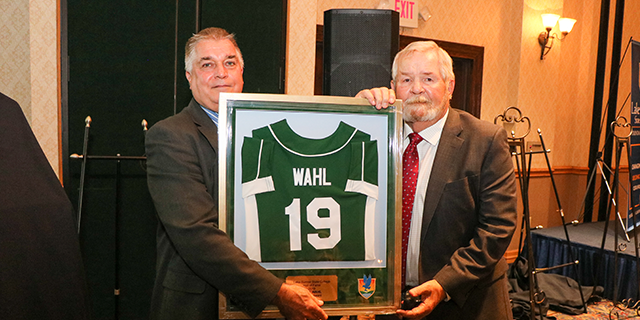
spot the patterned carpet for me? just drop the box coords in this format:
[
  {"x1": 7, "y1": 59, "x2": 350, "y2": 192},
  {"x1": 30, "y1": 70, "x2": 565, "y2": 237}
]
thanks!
[{"x1": 548, "y1": 301, "x2": 640, "y2": 319}]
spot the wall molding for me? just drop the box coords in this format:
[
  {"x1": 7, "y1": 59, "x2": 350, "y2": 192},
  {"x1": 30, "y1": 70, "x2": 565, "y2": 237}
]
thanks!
[{"x1": 517, "y1": 166, "x2": 628, "y2": 178}]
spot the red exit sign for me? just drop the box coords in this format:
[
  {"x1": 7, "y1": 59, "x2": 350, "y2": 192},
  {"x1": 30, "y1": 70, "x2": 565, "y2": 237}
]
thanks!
[{"x1": 394, "y1": 0, "x2": 418, "y2": 28}]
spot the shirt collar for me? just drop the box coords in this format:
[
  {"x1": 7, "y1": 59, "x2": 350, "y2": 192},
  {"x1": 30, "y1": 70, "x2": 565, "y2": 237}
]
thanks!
[
  {"x1": 404, "y1": 108, "x2": 449, "y2": 146},
  {"x1": 200, "y1": 105, "x2": 219, "y2": 127}
]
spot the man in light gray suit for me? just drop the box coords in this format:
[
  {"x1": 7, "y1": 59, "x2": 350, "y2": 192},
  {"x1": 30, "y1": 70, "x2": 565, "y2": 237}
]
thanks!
[
  {"x1": 145, "y1": 27, "x2": 328, "y2": 320},
  {"x1": 358, "y1": 41, "x2": 517, "y2": 320}
]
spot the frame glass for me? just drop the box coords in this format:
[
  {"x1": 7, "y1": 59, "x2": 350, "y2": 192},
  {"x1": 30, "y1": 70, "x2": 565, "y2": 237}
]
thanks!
[{"x1": 218, "y1": 93, "x2": 402, "y2": 318}]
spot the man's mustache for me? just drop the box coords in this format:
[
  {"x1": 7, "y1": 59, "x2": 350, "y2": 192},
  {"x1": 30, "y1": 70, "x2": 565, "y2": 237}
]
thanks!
[{"x1": 404, "y1": 95, "x2": 431, "y2": 105}]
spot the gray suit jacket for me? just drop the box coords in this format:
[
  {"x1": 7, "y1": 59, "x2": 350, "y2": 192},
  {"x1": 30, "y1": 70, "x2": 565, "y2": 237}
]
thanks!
[
  {"x1": 146, "y1": 99, "x2": 282, "y2": 320},
  {"x1": 419, "y1": 108, "x2": 517, "y2": 319}
]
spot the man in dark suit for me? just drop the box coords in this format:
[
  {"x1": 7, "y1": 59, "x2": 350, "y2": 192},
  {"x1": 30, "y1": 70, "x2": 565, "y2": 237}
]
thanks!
[
  {"x1": 358, "y1": 41, "x2": 517, "y2": 319},
  {"x1": 145, "y1": 27, "x2": 328, "y2": 320},
  {"x1": 0, "y1": 92, "x2": 91, "y2": 320}
]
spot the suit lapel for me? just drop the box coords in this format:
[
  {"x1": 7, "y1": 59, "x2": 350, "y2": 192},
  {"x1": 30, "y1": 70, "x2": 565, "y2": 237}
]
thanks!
[
  {"x1": 420, "y1": 109, "x2": 464, "y2": 244},
  {"x1": 186, "y1": 99, "x2": 219, "y2": 152}
]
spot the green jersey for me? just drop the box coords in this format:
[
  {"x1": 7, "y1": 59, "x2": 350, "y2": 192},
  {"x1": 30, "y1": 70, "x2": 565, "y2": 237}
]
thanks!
[{"x1": 240, "y1": 119, "x2": 378, "y2": 263}]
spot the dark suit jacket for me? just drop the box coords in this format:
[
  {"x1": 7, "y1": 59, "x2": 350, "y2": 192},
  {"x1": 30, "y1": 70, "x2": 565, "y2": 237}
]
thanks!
[
  {"x1": 146, "y1": 99, "x2": 283, "y2": 320},
  {"x1": 0, "y1": 92, "x2": 90, "y2": 320},
  {"x1": 419, "y1": 108, "x2": 517, "y2": 320}
]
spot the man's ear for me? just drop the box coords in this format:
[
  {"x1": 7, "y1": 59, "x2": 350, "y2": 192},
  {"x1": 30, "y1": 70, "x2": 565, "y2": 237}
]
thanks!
[
  {"x1": 185, "y1": 71, "x2": 192, "y2": 88},
  {"x1": 390, "y1": 79, "x2": 395, "y2": 91},
  {"x1": 447, "y1": 79, "x2": 455, "y2": 98}
]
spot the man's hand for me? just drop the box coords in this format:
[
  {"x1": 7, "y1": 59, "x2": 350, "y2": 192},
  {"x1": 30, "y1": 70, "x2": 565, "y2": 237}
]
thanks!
[
  {"x1": 355, "y1": 87, "x2": 396, "y2": 110},
  {"x1": 272, "y1": 283, "x2": 328, "y2": 320},
  {"x1": 396, "y1": 280, "x2": 446, "y2": 319}
]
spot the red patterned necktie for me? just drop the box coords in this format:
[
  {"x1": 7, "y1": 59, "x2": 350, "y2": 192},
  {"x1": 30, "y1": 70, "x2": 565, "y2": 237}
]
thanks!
[{"x1": 402, "y1": 132, "x2": 423, "y2": 287}]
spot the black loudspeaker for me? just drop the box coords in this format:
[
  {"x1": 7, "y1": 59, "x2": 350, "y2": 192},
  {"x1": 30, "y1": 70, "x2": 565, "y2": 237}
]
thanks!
[{"x1": 323, "y1": 9, "x2": 399, "y2": 97}]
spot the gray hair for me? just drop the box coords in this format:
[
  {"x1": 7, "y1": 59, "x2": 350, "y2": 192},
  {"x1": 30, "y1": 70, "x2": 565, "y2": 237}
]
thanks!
[
  {"x1": 184, "y1": 27, "x2": 244, "y2": 73},
  {"x1": 391, "y1": 41, "x2": 454, "y2": 85}
]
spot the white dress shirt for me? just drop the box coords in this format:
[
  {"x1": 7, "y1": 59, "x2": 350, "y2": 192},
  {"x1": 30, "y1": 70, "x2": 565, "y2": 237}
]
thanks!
[{"x1": 404, "y1": 108, "x2": 449, "y2": 286}]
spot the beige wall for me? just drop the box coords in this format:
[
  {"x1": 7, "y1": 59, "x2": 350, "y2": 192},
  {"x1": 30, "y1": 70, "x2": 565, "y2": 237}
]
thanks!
[
  {"x1": 1, "y1": 0, "x2": 30, "y2": 115},
  {"x1": 286, "y1": 0, "x2": 640, "y2": 168},
  {"x1": 1, "y1": 0, "x2": 59, "y2": 177},
  {"x1": 288, "y1": 0, "x2": 615, "y2": 169},
  {"x1": 286, "y1": 0, "x2": 319, "y2": 96}
]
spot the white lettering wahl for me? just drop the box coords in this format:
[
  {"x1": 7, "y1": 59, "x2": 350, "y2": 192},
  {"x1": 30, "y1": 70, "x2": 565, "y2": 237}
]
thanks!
[{"x1": 292, "y1": 168, "x2": 332, "y2": 186}]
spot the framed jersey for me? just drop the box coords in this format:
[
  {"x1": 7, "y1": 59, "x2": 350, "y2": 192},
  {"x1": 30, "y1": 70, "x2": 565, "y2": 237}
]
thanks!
[{"x1": 218, "y1": 93, "x2": 402, "y2": 318}]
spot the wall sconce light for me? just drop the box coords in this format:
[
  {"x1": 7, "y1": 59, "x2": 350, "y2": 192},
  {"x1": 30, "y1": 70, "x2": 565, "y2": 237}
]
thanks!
[{"x1": 538, "y1": 14, "x2": 576, "y2": 60}]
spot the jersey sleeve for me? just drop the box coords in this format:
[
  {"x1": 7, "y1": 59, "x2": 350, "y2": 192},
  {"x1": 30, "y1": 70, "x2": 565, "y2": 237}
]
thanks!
[
  {"x1": 240, "y1": 136, "x2": 277, "y2": 261},
  {"x1": 241, "y1": 136, "x2": 275, "y2": 198},
  {"x1": 345, "y1": 138, "x2": 379, "y2": 261},
  {"x1": 345, "y1": 139, "x2": 378, "y2": 199}
]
